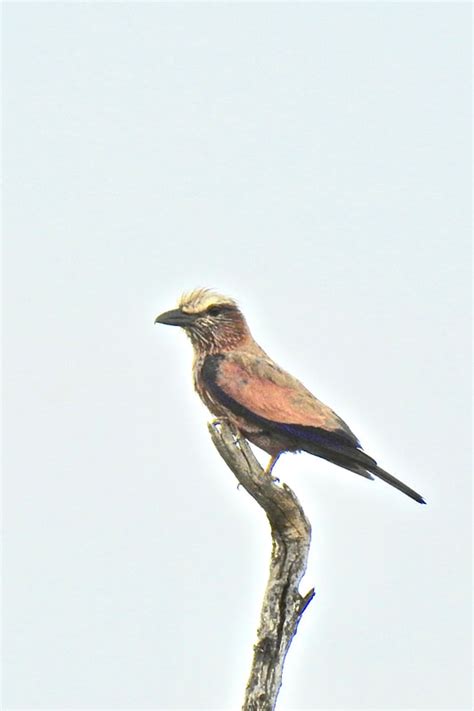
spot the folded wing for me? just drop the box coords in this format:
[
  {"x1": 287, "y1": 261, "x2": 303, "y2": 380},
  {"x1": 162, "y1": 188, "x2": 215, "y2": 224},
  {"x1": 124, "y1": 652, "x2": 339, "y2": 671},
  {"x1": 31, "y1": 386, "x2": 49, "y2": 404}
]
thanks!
[
  {"x1": 201, "y1": 352, "x2": 362, "y2": 453},
  {"x1": 201, "y1": 352, "x2": 426, "y2": 504}
]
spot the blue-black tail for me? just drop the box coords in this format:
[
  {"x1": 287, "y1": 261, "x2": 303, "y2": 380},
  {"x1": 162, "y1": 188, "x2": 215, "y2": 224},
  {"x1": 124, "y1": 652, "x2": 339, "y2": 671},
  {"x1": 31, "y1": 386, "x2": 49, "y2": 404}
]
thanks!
[{"x1": 301, "y1": 439, "x2": 426, "y2": 504}]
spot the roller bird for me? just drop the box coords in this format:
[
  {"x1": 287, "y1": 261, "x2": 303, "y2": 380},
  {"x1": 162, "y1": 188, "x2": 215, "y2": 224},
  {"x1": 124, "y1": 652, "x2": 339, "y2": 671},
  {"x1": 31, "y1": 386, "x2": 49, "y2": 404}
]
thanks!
[{"x1": 155, "y1": 288, "x2": 425, "y2": 504}]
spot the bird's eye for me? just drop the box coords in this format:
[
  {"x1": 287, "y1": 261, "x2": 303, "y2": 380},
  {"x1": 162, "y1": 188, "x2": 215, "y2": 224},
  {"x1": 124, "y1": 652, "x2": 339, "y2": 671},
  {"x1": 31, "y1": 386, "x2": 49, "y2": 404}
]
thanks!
[{"x1": 207, "y1": 306, "x2": 222, "y2": 317}]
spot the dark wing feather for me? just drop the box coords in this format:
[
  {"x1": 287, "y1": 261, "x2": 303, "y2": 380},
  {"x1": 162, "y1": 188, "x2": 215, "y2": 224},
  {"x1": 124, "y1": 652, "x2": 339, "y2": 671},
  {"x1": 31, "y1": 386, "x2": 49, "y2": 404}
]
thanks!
[
  {"x1": 202, "y1": 354, "x2": 426, "y2": 504},
  {"x1": 202, "y1": 354, "x2": 360, "y2": 453}
]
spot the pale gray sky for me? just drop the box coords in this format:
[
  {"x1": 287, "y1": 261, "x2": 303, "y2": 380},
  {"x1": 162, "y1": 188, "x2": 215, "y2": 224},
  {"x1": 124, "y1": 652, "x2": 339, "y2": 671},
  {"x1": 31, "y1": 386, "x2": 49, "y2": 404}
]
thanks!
[{"x1": 3, "y1": 2, "x2": 471, "y2": 710}]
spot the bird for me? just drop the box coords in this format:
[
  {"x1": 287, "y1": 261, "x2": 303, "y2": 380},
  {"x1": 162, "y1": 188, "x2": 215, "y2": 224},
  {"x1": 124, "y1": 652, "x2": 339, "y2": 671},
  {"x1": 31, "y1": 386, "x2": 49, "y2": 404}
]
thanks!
[{"x1": 155, "y1": 288, "x2": 425, "y2": 504}]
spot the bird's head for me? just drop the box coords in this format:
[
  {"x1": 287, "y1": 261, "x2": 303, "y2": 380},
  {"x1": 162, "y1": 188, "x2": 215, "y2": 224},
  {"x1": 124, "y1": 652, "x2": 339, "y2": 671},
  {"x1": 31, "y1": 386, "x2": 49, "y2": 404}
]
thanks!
[{"x1": 155, "y1": 288, "x2": 251, "y2": 354}]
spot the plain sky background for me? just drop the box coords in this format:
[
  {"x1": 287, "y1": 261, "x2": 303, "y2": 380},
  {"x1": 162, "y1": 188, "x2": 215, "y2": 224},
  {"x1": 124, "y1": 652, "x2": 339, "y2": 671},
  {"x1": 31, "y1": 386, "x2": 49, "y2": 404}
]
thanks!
[{"x1": 3, "y1": 2, "x2": 472, "y2": 710}]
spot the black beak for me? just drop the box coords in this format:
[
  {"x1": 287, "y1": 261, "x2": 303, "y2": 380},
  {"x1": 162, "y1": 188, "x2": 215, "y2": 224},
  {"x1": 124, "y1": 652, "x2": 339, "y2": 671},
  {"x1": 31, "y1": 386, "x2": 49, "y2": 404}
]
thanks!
[{"x1": 154, "y1": 308, "x2": 196, "y2": 328}]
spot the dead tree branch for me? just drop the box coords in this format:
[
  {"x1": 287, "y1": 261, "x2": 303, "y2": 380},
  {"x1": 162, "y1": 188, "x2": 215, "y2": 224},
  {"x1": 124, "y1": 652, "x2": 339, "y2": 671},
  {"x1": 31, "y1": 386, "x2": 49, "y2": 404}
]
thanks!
[{"x1": 208, "y1": 419, "x2": 315, "y2": 711}]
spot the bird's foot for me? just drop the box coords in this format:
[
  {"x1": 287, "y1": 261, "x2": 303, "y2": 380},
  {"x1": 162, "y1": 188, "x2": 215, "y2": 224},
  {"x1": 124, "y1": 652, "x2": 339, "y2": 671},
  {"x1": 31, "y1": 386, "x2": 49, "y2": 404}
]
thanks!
[{"x1": 264, "y1": 454, "x2": 282, "y2": 479}]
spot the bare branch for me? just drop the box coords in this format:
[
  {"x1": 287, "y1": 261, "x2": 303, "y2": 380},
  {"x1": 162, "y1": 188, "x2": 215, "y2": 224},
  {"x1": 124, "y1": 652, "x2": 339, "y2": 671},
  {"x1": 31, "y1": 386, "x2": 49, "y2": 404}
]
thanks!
[{"x1": 208, "y1": 419, "x2": 315, "y2": 711}]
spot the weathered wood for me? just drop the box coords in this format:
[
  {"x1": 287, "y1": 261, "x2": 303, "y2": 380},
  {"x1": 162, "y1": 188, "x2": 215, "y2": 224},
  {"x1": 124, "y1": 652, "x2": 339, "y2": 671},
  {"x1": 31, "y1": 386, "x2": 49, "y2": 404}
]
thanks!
[{"x1": 208, "y1": 419, "x2": 315, "y2": 711}]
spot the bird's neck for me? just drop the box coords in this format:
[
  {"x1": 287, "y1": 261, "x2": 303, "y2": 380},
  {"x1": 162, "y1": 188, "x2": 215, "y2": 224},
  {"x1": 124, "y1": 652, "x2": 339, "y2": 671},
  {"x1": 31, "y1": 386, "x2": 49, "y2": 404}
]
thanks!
[
  {"x1": 188, "y1": 321, "x2": 255, "y2": 356},
  {"x1": 192, "y1": 334, "x2": 267, "y2": 363}
]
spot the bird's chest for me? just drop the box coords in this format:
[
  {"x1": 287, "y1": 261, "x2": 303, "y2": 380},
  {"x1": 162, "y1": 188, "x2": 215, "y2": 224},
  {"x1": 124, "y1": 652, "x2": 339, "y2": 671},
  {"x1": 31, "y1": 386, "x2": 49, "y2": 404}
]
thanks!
[
  {"x1": 193, "y1": 356, "x2": 227, "y2": 418},
  {"x1": 192, "y1": 353, "x2": 287, "y2": 456}
]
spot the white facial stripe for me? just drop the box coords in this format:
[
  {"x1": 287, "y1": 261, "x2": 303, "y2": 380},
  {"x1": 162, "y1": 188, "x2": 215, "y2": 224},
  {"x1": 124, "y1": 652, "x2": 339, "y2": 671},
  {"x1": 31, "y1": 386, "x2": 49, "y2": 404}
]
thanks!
[{"x1": 179, "y1": 288, "x2": 237, "y2": 314}]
